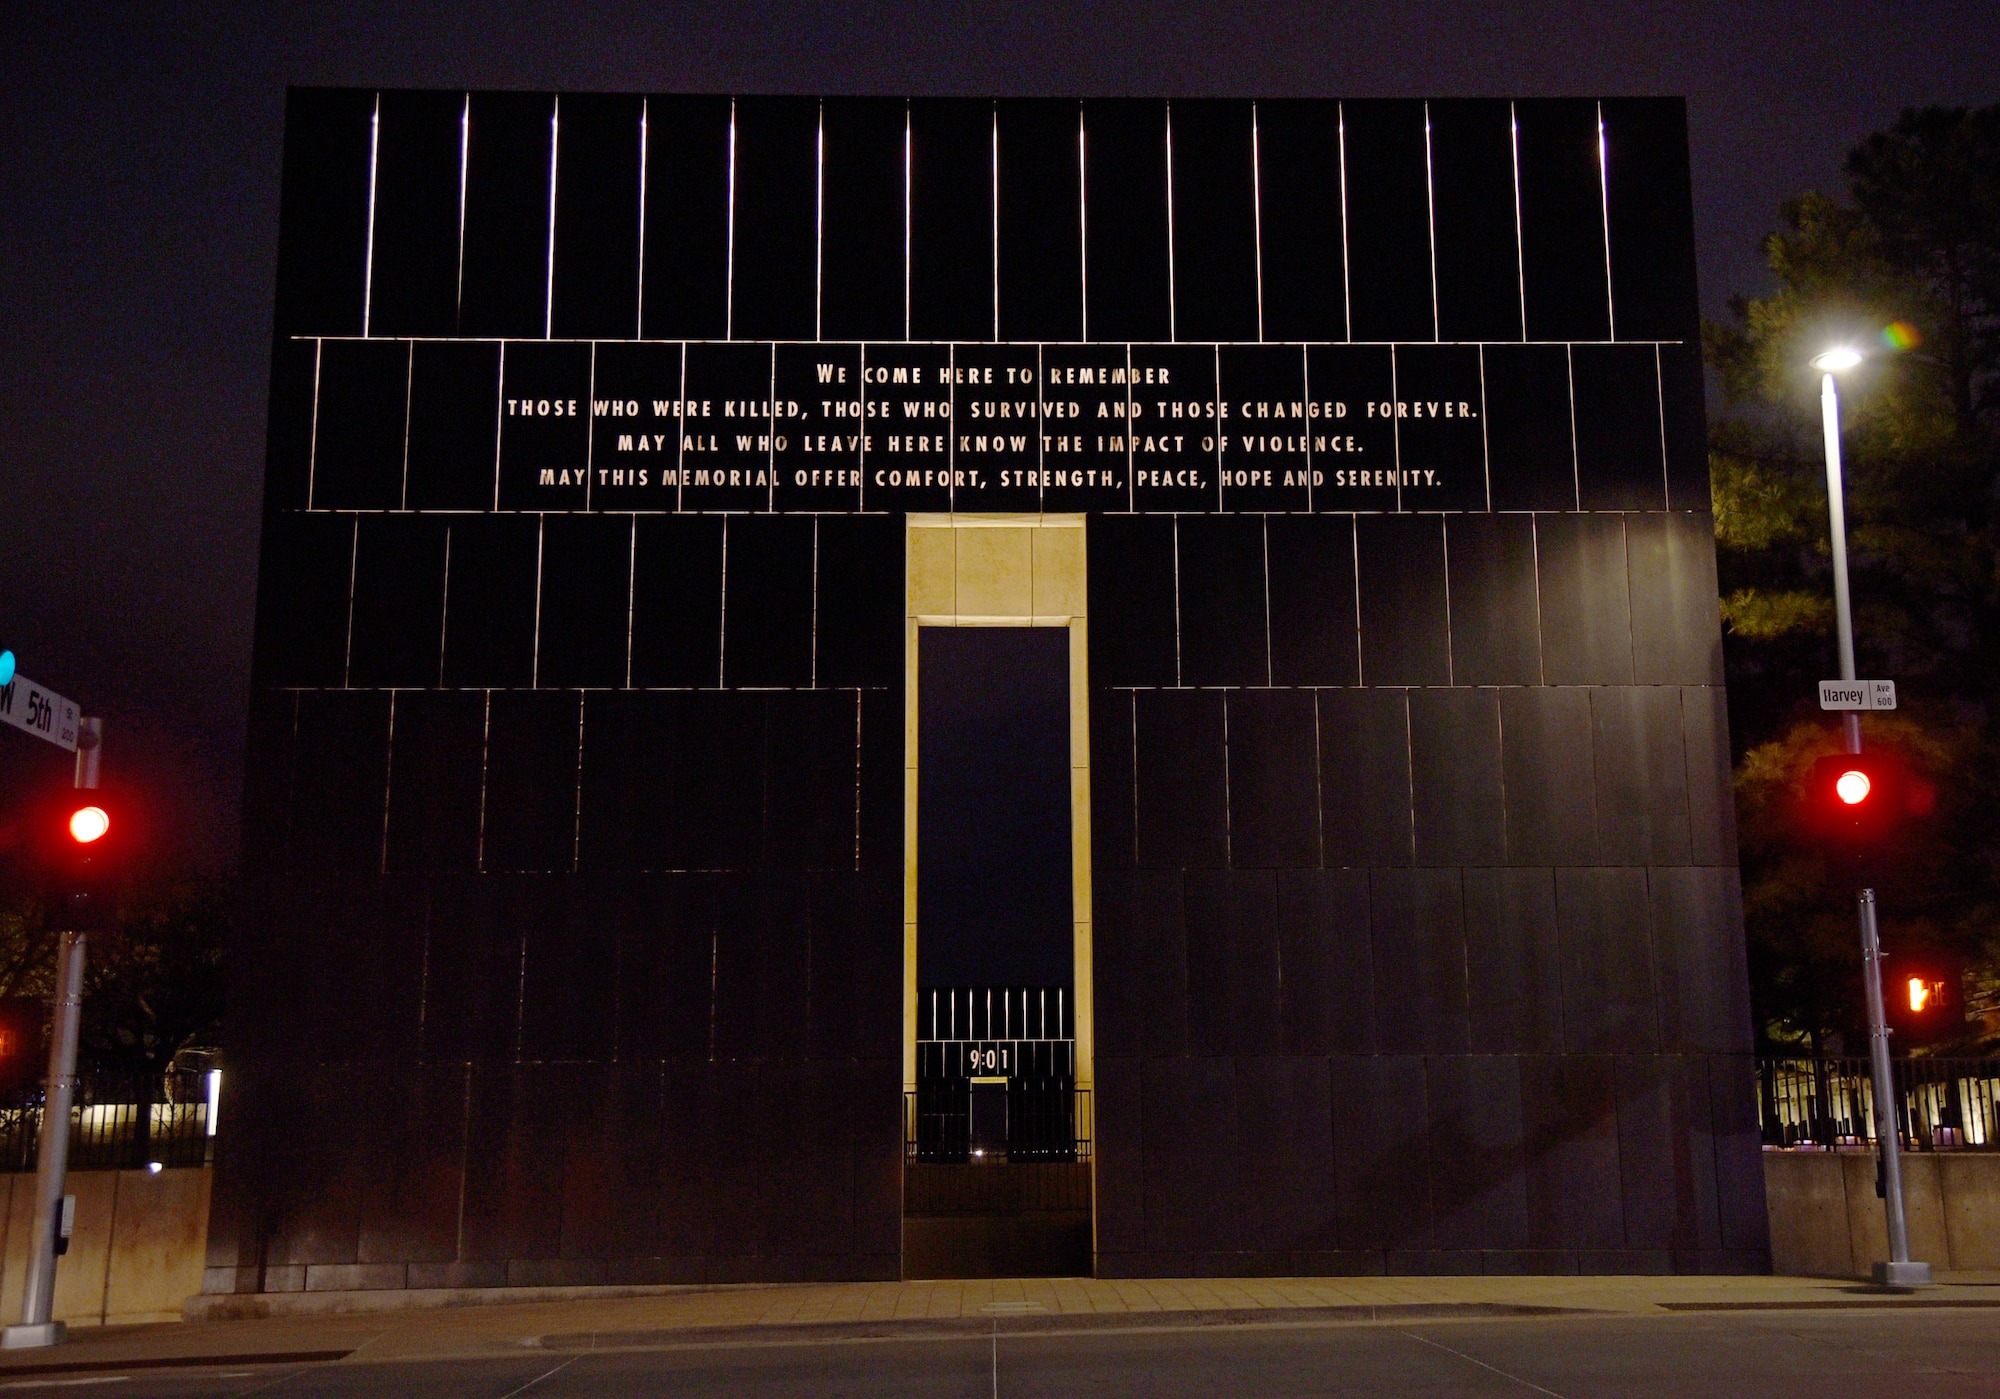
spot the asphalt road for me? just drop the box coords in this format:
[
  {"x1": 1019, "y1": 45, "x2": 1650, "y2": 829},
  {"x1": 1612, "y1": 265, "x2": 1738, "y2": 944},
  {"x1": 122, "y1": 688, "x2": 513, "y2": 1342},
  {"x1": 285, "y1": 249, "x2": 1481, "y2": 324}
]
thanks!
[{"x1": 9, "y1": 1307, "x2": 1999, "y2": 1398}]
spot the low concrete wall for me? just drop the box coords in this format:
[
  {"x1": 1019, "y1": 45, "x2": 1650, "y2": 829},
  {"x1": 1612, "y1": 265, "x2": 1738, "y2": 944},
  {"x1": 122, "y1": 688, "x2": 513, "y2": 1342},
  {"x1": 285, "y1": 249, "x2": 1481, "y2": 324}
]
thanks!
[
  {"x1": 0, "y1": 1168, "x2": 211, "y2": 1326},
  {"x1": 1763, "y1": 1150, "x2": 2000, "y2": 1277}
]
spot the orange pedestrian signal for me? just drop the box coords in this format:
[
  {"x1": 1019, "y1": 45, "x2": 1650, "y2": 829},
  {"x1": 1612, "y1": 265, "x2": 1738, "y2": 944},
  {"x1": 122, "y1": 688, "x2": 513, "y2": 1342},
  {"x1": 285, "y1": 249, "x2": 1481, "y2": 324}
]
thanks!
[
  {"x1": 68, "y1": 806, "x2": 109, "y2": 844},
  {"x1": 1908, "y1": 978, "x2": 1929, "y2": 1012}
]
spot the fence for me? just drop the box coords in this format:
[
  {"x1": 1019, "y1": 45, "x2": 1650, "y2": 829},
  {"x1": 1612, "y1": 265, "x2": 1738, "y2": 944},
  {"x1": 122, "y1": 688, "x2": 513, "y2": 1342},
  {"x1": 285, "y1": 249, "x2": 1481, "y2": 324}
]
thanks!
[
  {"x1": 0, "y1": 1069, "x2": 215, "y2": 1173},
  {"x1": 1757, "y1": 1056, "x2": 2000, "y2": 1151},
  {"x1": 906, "y1": 1085, "x2": 1092, "y2": 1165}
]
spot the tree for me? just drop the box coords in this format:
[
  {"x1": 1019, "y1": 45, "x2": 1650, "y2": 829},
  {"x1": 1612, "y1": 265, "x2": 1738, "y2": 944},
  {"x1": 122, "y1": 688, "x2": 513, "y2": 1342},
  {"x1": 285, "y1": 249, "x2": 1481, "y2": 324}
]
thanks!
[{"x1": 1708, "y1": 105, "x2": 2000, "y2": 1054}]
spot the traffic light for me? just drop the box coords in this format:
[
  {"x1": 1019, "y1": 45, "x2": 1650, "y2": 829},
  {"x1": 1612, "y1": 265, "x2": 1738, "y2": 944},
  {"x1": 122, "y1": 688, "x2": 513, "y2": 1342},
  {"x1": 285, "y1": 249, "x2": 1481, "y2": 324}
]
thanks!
[
  {"x1": 39, "y1": 790, "x2": 123, "y2": 931},
  {"x1": 1809, "y1": 751, "x2": 1923, "y2": 849}
]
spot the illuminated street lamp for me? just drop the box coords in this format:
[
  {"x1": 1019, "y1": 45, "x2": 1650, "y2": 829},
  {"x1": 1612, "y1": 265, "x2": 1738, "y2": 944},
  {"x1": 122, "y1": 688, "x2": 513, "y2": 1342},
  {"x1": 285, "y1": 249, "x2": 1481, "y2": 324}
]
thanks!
[{"x1": 1813, "y1": 344, "x2": 1930, "y2": 1288}]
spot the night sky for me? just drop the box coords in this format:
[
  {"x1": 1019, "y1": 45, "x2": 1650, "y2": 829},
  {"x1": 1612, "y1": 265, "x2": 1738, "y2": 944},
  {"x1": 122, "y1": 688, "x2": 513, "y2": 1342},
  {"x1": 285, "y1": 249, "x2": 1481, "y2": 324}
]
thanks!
[{"x1": 2, "y1": 1, "x2": 1994, "y2": 868}]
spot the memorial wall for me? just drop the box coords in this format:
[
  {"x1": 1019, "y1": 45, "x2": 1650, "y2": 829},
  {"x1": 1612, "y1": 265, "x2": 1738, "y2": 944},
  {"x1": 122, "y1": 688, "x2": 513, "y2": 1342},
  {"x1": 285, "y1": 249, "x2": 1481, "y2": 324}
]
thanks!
[{"x1": 208, "y1": 92, "x2": 1767, "y2": 1294}]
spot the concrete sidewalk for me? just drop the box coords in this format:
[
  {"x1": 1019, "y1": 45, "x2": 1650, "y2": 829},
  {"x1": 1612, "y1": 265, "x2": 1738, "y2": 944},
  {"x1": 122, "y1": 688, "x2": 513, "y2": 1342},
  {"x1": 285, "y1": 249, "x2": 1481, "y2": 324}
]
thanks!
[{"x1": 0, "y1": 1271, "x2": 1995, "y2": 1378}]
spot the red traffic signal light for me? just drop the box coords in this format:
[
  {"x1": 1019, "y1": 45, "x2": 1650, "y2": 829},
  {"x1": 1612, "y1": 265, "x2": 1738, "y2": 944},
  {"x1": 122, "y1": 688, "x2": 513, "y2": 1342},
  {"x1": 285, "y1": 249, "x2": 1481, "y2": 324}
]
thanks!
[
  {"x1": 68, "y1": 806, "x2": 109, "y2": 844},
  {"x1": 1809, "y1": 752, "x2": 1908, "y2": 848}
]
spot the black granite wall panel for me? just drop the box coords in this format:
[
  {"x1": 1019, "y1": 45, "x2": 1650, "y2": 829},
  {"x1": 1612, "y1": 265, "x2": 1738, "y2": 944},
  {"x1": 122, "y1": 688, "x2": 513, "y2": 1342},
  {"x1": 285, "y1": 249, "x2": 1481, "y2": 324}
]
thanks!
[
  {"x1": 1626, "y1": 512, "x2": 1726, "y2": 686},
  {"x1": 1168, "y1": 101, "x2": 1259, "y2": 343},
  {"x1": 639, "y1": 96, "x2": 732, "y2": 341},
  {"x1": 536, "y1": 514, "x2": 632, "y2": 689},
  {"x1": 1369, "y1": 869, "x2": 1470, "y2": 1056},
  {"x1": 1266, "y1": 515, "x2": 1358, "y2": 686},
  {"x1": 1317, "y1": 689, "x2": 1413, "y2": 869},
  {"x1": 1462, "y1": 868, "x2": 1564, "y2": 1053},
  {"x1": 1430, "y1": 100, "x2": 1523, "y2": 343},
  {"x1": 441, "y1": 515, "x2": 539, "y2": 689},
  {"x1": 311, "y1": 339, "x2": 408, "y2": 510},
  {"x1": 231, "y1": 92, "x2": 1755, "y2": 1294},
  {"x1": 1082, "y1": 101, "x2": 1170, "y2": 342},
  {"x1": 481, "y1": 692, "x2": 581, "y2": 873},
  {"x1": 251, "y1": 512, "x2": 353, "y2": 688},
  {"x1": 459, "y1": 93, "x2": 555, "y2": 339},
  {"x1": 1483, "y1": 346, "x2": 1576, "y2": 512},
  {"x1": 821, "y1": 99, "x2": 907, "y2": 342},
  {"x1": 1356, "y1": 514, "x2": 1449, "y2": 685},
  {"x1": 550, "y1": 95, "x2": 644, "y2": 341},
  {"x1": 406, "y1": 342, "x2": 501, "y2": 510},
  {"x1": 1499, "y1": 688, "x2": 1597, "y2": 866},
  {"x1": 274, "y1": 89, "x2": 372, "y2": 337},
  {"x1": 1088, "y1": 514, "x2": 1177, "y2": 687},
  {"x1": 1537, "y1": 514, "x2": 1633, "y2": 686},
  {"x1": 996, "y1": 101, "x2": 1084, "y2": 342},
  {"x1": 1408, "y1": 688, "x2": 1504, "y2": 867},
  {"x1": 1135, "y1": 690, "x2": 1229, "y2": 870},
  {"x1": 290, "y1": 692, "x2": 390, "y2": 872},
  {"x1": 727, "y1": 98, "x2": 819, "y2": 341},
  {"x1": 1445, "y1": 514, "x2": 1541, "y2": 686},
  {"x1": 1176, "y1": 515, "x2": 1268, "y2": 686},
  {"x1": 1225, "y1": 690, "x2": 1318, "y2": 870},
  {"x1": 1602, "y1": 99, "x2": 1699, "y2": 344},
  {"x1": 1516, "y1": 99, "x2": 1611, "y2": 343},
  {"x1": 721, "y1": 515, "x2": 814, "y2": 687},
  {"x1": 1342, "y1": 100, "x2": 1434, "y2": 342},
  {"x1": 910, "y1": 100, "x2": 994, "y2": 342},
  {"x1": 384, "y1": 692, "x2": 485, "y2": 875},
  {"x1": 1252, "y1": 102, "x2": 1345, "y2": 342},
  {"x1": 1276, "y1": 870, "x2": 1373, "y2": 1055},
  {"x1": 369, "y1": 91, "x2": 464, "y2": 338}
]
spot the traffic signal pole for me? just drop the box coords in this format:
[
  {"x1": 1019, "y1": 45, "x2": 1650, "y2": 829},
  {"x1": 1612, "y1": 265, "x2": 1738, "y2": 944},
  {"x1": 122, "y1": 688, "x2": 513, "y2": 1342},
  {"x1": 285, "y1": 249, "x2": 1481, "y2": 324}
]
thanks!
[
  {"x1": 1820, "y1": 370, "x2": 1928, "y2": 1288},
  {"x1": 2, "y1": 718, "x2": 100, "y2": 1349}
]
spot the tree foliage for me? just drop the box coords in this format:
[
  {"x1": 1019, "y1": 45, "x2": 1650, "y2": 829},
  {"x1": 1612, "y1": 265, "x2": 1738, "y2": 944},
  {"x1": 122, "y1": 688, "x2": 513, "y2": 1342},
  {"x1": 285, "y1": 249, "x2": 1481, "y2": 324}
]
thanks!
[{"x1": 1709, "y1": 105, "x2": 2000, "y2": 1051}]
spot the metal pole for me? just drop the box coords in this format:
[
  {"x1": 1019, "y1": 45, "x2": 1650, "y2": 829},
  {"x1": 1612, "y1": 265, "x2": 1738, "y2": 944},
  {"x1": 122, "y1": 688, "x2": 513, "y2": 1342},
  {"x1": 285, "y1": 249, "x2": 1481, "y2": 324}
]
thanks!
[
  {"x1": 1821, "y1": 372, "x2": 1930, "y2": 1287},
  {"x1": 2, "y1": 932, "x2": 84, "y2": 1348},
  {"x1": 1820, "y1": 373, "x2": 1863, "y2": 755},
  {"x1": 3, "y1": 716, "x2": 102, "y2": 1348}
]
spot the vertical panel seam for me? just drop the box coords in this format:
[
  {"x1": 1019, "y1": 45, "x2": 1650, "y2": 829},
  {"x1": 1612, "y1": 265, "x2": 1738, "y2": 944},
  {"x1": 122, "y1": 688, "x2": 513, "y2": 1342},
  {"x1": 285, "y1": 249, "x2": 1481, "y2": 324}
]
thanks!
[
  {"x1": 306, "y1": 339, "x2": 324, "y2": 509},
  {"x1": 544, "y1": 96, "x2": 560, "y2": 339},
  {"x1": 1164, "y1": 103, "x2": 1178, "y2": 343},
  {"x1": 814, "y1": 102, "x2": 825, "y2": 343},
  {"x1": 475, "y1": 689, "x2": 493, "y2": 872},
  {"x1": 991, "y1": 103, "x2": 1001, "y2": 342},
  {"x1": 341, "y1": 516, "x2": 359, "y2": 687},
  {"x1": 1337, "y1": 102, "x2": 1353, "y2": 343},
  {"x1": 379, "y1": 691, "x2": 396, "y2": 876},
  {"x1": 491, "y1": 343, "x2": 506, "y2": 510},
  {"x1": 438, "y1": 525, "x2": 453, "y2": 687},
  {"x1": 623, "y1": 515, "x2": 637, "y2": 689},
  {"x1": 1598, "y1": 102, "x2": 1617, "y2": 342},
  {"x1": 570, "y1": 690, "x2": 586, "y2": 873},
  {"x1": 362, "y1": 94, "x2": 380, "y2": 336},
  {"x1": 636, "y1": 99, "x2": 649, "y2": 333},
  {"x1": 1077, "y1": 103, "x2": 1089, "y2": 342},
  {"x1": 1565, "y1": 344, "x2": 1581, "y2": 510},
  {"x1": 455, "y1": 95, "x2": 470, "y2": 327},
  {"x1": 1529, "y1": 514, "x2": 1546, "y2": 687},
  {"x1": 1250, "y1": 102, "x2": 1266, "y2": 344},
  {"x1": 1422, "y1": 101, "x2": 1440, "y2": 343},
  {"x1": 398, "y1": 341, "x2": 414, "y2": 510},
  {"x1": 1509, "y1": 102, "x2": 1527, "y2": 342},
  {"x1": 725, "y1": 100, "x2": 738, "y2": 340},
  {"x1": 530, "y1": 516, "x2": 546, "y2": 688}
]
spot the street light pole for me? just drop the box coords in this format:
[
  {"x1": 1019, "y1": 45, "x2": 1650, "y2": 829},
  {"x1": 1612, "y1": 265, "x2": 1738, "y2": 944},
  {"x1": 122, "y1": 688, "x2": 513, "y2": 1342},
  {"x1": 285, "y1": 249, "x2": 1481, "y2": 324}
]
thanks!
[{"x1": 1813, "y1": 351, "x2": 1929, "y2": 1288}]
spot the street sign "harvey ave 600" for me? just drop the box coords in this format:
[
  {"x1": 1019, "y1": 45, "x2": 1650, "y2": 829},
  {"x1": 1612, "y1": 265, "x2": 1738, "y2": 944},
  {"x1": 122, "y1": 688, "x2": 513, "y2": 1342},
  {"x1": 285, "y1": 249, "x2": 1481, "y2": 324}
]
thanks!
[
  {"x1": 0, "y1": 674, "x2": 80, "y2": 751},
  {"x1": 1819, "y1": 680, "x2": 1898, "y2": 712}
]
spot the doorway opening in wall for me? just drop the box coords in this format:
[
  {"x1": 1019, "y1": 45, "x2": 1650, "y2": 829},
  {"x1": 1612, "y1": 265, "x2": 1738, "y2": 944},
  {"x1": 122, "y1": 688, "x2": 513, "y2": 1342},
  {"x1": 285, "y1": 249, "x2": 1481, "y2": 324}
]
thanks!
[{"x1": 905, "y1": 625, "x2": 1091, "y2": 1279}]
